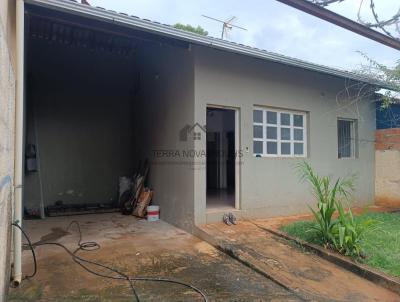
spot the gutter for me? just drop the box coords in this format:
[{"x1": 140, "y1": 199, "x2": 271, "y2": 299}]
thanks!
[
  {"x1": 12, "y1": 0, "x2": 25, "y2": 287},
  {"x1": 25, "y1": 0, "x2": 393, "y2": 90}
]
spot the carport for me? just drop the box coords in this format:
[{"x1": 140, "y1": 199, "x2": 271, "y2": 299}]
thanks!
[
  {"x1": 22, "y1": 3, "x2": 195, "y2": 223},
  {"x1": 13, "y1": 0, "x2": 196, "y2": 286}
]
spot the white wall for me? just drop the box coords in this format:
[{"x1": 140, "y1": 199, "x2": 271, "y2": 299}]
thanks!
[
  {"x1": 376, "y1": 150, "x2": 400, "y2": 207},
  {"x1": 0, "y1": 0, "x2": 15, "y2": 68},
  {"x1": 135, "y1": 43, "x2": 195, "y2": 231},
  {"x1": 194, "y1": 46, "x2": 376, "y2": 224},
  {"x1": 0, "y1": 1, "x2": 16, "y2": 299}
]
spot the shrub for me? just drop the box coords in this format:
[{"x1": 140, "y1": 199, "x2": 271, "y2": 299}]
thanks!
[
  {"x1": 332, "y1": 202, "x2": 377, "y2": 257},
  {"x1": 296, "y1": 162, "x2": 374, "y2": 258},
  {"x1": 296, "y1": 161, "x2": 355, "y2": 246}
]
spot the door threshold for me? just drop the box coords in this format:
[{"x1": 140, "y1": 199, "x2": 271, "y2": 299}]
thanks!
[
  {"x1": 206, "y1": 207, "x2": 239, "y2": 214},
  {"x1": 205, "y1": 208, "x2": 241, "y2": 224}
]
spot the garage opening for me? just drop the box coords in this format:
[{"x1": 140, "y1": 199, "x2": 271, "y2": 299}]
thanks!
[
  {"x1": 22, "y1": 5, "x2": 194, "y2": 220},
  {"x1": 206, "y1": 107, "x2": 236, "y2": 210}
]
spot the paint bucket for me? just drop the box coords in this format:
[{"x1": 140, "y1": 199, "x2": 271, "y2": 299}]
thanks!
[{"x1": 147, "y1": 205, "x2": 159, "y2": 222}]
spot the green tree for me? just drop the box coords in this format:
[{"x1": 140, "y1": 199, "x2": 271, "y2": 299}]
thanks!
[
  {"x1": 357, "y1": 54, "x2": 400, "y2": 108},
  {"x1": 173, "y1": 23, "x2": 208, "y2": 36}
]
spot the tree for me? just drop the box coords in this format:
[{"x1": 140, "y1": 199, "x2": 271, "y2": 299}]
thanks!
[
  {"x1": 173, "y1": 23, "x2": 208, "y2": 36},
  {"x1": 308, "y1": 1, "x2": 400, "y2": 106},
  {"x1": 357, "y1": 54, "x2": 400, "y2": 107},
  {"x1": 309, "y1": 0, "x2": 400, "y2": 40}
]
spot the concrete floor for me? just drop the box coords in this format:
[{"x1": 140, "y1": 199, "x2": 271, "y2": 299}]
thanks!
[
  {"x1": 206, "y1": 189, "x2": 235, "y2": 211},
  {"x1": 9, "y1": 213, "x2": 301, "y2": 302},
  {"x1": 199, "y1": 220, "x2": 400, "y2": 302}
]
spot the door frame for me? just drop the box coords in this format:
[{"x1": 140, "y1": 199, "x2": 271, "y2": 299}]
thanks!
[{"x1": 206, "y1": 104, "x2": 240, "y2": 210}]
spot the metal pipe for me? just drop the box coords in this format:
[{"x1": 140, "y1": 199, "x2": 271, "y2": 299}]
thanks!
[
  {"x1": 275, "y1": 0, "x2": 400, "y2": 51},
  {"x1": 33, "y1": 104, "x2": 45, "y2": 219},
  {"x1": 13, "y1": 0, "x2": 25, "y2": 287}
]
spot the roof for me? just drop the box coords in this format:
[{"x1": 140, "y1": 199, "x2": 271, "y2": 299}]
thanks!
[{"x1": 25, "y1": 0, "x2": 393, "y2": 90}]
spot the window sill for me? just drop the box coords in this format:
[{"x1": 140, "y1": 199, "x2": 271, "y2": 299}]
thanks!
[{"x1": 254, "y1": 155, "x2": 307, "y2": 159}]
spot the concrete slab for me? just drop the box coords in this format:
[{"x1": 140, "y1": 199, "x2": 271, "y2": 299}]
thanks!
[
  {"x1": 196, "y1": 220, "x2": 400, "y2": 302},
  {"x1": 9, "y1": 213, "x2": 301, "y2": 301}
]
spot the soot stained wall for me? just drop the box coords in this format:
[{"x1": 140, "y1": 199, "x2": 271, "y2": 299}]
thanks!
[{"x1": 24, "y1": 38, "x2": 137, "y2": 210}]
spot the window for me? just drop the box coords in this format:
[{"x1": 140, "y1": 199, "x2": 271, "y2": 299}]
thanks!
[
  {"x1": 338, "y1": 119, "x2": 356, "y2": 158},
  {"x1": 253, "y1": 108, "x2": 307, "y2": 157}
]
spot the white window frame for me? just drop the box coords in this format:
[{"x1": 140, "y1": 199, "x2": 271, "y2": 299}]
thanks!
[
  {"x1": 253, "y1": 107, "x2": 307, "y2": 157},
  {"x1": 337, "y1": 118, "x2": 356, "y2": 159}
]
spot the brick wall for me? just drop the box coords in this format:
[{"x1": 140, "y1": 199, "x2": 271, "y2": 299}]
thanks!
[
  {"x1": 375, "y1": 128, "x2": 400, "y2": 208},
  {"x1": 375, "y1": 128, "x2": 400, "y2": 151}
]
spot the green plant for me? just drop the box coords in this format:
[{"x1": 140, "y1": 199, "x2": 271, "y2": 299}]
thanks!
[
  {"x1": 296, "y1": 161, "x2": 355, "y2": 245},
  {"x1": 281, "y1": 212, "x2": 400, "y2": 276},
  {"x1": 296, "y1": 161, "x2": 377, "y2": 259},
  {"x1": 332, "y1": 202, "x2": 377, "y2": 257}
]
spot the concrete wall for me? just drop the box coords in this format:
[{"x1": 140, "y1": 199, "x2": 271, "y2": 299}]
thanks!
[
  {"x1": 24, "y1": 39, "x2": 137, "y2": 210},
  {"x1": 375, "y1": 128, "x2": 400, "y2": 207},
  {"x1": 0, "y1": 0, "x2": 16, "y2": 300},
  {"x1": 194, "y1": 46, "x2": 376, "y2": 224},
  {"x1": 136, "y1": 43, "x2": 195, "y2": 231},
  {"x1": 0, "y1": 0, "x2": 16, "y2": 68}
]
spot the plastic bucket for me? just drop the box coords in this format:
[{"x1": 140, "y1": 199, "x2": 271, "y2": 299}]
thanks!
[{"x1": 147, "y1": 205, "x2": 159, "y2": 222}]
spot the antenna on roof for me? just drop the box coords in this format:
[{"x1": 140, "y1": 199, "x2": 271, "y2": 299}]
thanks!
[{"x1": 201, "y1": 15, "x2": 247, "y2": 39}]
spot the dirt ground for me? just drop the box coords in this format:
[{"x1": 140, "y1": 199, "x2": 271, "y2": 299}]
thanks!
[
  {"x1": 8, "y1": 214, "x2": 301, "y2": 302},
  {"x1": 198, "y1": 219, "x2": 400, "y2": 302}
]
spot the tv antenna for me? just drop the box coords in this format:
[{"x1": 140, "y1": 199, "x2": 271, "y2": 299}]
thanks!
[{"x1": 201, "y1": 15, "x2": 247, "y2": 39}]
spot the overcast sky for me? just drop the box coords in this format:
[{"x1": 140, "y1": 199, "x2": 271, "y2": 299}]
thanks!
[{"x1": 89, "y1": 0, "x2": 399, "y2": 71}]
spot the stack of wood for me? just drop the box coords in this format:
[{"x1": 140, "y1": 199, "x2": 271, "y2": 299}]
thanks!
[{"x1": 119, "y1": 159, "x2": 153, "y2": 217}]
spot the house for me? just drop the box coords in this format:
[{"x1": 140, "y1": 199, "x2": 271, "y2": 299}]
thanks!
[{"x1": 0, "y1": 0, "x2": 392, "y2": 296}]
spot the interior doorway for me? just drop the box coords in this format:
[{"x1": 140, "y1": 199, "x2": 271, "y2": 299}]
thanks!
[{"x1": 206, "y1": 107, "x2": 236, "y2": 210}]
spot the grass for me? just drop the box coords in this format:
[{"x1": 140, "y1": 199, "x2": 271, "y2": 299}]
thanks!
[{"x1": 281, "y1": 211, "x2": 400, "y2": 277}]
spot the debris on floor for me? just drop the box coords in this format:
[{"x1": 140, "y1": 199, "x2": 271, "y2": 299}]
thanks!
[
  {"x1": 119, "y1": 160, "x2": 148, "y2": 214},
  {"x1": 223, "y1": 212, "x2": 237, "y2": 226},
  {"x1": 119, "y1": 159, "x2": 157, "y2": 221},
  {"x1": 41, "y1": 159, "x2": 157, "y2": 220},
  {"x1": 45, "y1": 202, "x2": 119, "y2": 217},
  {"x1": 133, "y1": 189, "x2": 154, "y2": 218}
]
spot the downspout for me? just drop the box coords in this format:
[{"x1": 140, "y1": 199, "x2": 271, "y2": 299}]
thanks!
[{"x1": 13, "y1": 0, "x2": 25, "y2": 286}]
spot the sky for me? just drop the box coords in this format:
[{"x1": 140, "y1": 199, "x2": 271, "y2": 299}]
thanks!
[{"x1": 89, "y1": 0, "x2": 399, "y2": 71}]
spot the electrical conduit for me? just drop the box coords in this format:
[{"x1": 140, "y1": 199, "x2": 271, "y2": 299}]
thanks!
[{"x1": 13, "y1": 0, "x2": 25, "y2": 286}]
